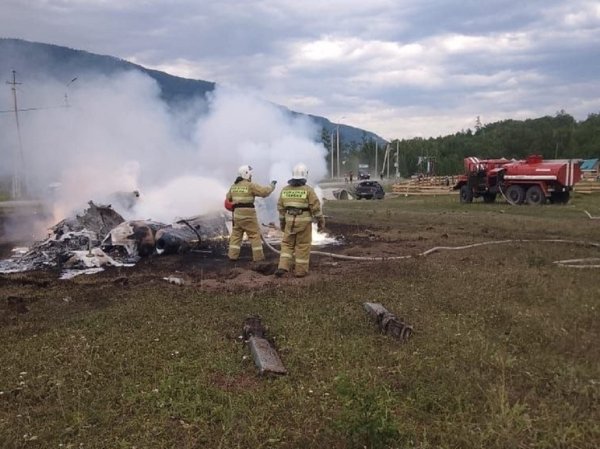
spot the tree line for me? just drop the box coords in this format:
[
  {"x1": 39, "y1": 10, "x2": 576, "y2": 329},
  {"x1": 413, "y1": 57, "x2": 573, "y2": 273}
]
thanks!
[{"x1": 323, "y1": 111, "x2": 600, "y2": 177}]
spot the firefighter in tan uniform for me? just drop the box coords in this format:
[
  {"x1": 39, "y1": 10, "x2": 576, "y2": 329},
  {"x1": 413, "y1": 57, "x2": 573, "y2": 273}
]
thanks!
[
  {"x1": 275, "y1": 163, "x2": 324, "y2": 278},
  {"x1": 226, "y1": 165, "x2": 276, "y2": 262}
]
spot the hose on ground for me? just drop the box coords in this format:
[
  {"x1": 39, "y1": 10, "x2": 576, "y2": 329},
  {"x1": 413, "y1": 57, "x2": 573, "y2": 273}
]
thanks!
[
  {"x1": 262, "y1": 233, "x2": 600, "y2": 267},
  {"x1": 553, "y1": 257, "x2": 600, "y2": 268}
]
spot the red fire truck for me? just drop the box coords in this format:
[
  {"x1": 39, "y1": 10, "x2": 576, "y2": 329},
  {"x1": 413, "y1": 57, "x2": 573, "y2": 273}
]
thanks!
[{"x1": 453, "y1": 155, "x2": 581, "y2": 205}]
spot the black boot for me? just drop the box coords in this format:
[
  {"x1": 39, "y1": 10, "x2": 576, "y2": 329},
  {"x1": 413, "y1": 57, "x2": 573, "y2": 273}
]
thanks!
[{"x1": 274, "y1": 268, "x2": 288, "y2": 278}]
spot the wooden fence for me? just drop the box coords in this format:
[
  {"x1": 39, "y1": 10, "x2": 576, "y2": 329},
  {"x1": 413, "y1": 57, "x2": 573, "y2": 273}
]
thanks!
[
  {"x1": 391, "y1": 176, "x2": 456, "y2": 196},
  {"x1": 391, "y1": 177, "x2": 600, "y2": 196}
]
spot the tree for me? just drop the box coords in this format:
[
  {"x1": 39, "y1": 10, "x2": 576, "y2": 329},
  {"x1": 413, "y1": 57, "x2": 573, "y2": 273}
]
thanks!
[{"x1": 338, "y1": 111, "x2": 600, "y2": 176}]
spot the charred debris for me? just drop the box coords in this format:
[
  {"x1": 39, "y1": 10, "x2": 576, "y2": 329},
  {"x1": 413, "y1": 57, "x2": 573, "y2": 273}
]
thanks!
[{"x1": 0, "y1": 201, "x2": 230, "y2": 276}]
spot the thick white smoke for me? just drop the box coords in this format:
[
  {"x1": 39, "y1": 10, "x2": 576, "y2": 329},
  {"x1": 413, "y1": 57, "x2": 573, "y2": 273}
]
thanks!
[
  {"x1": 0, "y1": 71, "x2": 328, "y2": 228},
  {"x1": 189, "y1": 88, "x2": 327, "y2": 223}
]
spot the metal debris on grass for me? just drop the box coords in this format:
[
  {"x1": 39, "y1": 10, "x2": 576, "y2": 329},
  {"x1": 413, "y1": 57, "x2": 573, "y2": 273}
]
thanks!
[
  {"x1": 242, "y1": 316, "x2": 287, "y2": 376},
  {"x1": 363, "y1": 302, "x2": 413, "y2": 342}
]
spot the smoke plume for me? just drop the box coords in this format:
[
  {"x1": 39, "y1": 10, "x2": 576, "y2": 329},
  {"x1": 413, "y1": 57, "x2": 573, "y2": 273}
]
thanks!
[{"x1": 0, "y1": 70, "x2": 328, "y2": 231}]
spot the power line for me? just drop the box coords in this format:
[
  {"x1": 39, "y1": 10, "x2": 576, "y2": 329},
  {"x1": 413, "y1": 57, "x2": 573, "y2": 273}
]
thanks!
[
  {"x1": 2, "y1": 72, "x2": 77, "y2": 199},
  {"x1": 0, "y1": 105, "x2": 68, "y2": 114}
]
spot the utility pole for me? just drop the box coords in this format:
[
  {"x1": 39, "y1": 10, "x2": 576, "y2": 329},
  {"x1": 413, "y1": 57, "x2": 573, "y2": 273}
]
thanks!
[
  {"x1": 386, "y1": 144, "x2": 390, "y2": 178},
  {"x1": 330, "y1": 131, "x2": 334, "y2": 179},
  {"x1": 64, "y1": 77, "x2": 78, "y2": 107},
  {"x1": 375, "y1": 140, "x2": 378, "y2": 177},
  {"x1": 395, "y1": 140, "x2": 399, "y2": 178},
  {"x1": 336, "y1": 124, "x2": 340, "y2": 179},
  {"x1": 6, "y1": 70, "x2": 25, "y2": 199}
]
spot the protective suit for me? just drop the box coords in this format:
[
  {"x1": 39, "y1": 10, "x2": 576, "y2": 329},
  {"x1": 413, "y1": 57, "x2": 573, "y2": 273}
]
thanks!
[
  {"x1": 226, "y1": 165, "x2": 275, "y2": 261},
  {"x1": 275, "y1": 163, "x2": 324, "y2": 277}
]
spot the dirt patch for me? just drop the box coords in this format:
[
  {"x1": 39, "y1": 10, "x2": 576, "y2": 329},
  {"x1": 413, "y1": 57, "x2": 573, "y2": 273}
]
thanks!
[
  {"x1": 0, "y1": 212, "x2": 538, "y2": 295},
  {"x1": 0, "y1": 214, "x2": 430, "y2": 295}
]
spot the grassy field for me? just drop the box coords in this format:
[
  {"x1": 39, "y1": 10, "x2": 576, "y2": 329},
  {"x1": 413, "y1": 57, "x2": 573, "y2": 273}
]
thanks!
[{"x1": 1, "y1": 193, "x2": 599, "y2": 448}]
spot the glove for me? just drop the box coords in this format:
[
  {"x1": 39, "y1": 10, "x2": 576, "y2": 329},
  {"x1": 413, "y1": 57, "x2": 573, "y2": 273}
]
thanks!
[
  {"x1": 317, "y1": 219, "x2": 325, "y2": 233},
  {"x1": 279, "y1": 218, "x2": 286, "y2": 230}
]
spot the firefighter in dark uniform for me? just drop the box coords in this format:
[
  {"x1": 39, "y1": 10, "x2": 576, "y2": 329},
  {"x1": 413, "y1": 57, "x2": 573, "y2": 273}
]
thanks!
[
  {"x1": 275, "y1": 163, "x2": 324, "y2": 278},
  {"x1": 226, "y1": 165, "x2": 276, "y2": 262}
]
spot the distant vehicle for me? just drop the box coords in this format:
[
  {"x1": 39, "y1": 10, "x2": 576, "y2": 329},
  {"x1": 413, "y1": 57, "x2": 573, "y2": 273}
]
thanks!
[
  {"x1": 354, "y1": 180, "x2": 385, "y2": 200},
  {"x1": 357, "y1": 164, "x2": 370, "y2": 180}
]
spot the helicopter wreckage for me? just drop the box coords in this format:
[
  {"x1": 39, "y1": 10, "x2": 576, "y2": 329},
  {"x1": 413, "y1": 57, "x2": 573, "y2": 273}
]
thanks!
[{"x1": 0, "y1": 201, "x2": 233, "y2": 278}]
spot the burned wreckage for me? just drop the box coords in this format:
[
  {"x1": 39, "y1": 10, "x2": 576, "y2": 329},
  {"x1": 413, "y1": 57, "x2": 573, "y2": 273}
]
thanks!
[{"x1": 0, "y1": 201, "x2": 231, "y2": 276}]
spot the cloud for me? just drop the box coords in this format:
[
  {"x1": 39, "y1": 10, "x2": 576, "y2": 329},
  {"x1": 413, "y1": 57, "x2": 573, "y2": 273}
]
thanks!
[{"x1": 1, "y1": 0, "x2": 599, "y2": 140}]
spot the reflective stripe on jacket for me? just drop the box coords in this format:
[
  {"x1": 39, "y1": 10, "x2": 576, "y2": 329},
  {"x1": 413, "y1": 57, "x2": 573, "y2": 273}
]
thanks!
[
  {"x1": 277, "y1": 184, "x2": 322, "y2": 223},
  {"x1": 226, "y1": 179, "x2": 274, "y2": 218}
]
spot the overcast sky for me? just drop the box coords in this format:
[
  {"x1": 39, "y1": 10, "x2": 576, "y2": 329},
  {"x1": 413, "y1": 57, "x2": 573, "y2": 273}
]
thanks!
[{"x1": 2, "y1": 0, "x2": 599, "y2": 140}]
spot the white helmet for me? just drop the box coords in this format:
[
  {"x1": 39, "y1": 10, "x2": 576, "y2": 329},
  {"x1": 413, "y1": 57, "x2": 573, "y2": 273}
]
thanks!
[
  {"x1": 291, "y1": 163, "x2": 308, "y2": 180},
  {"x1": 238, "y1": 164, "x2": 253, "y2": 180}
]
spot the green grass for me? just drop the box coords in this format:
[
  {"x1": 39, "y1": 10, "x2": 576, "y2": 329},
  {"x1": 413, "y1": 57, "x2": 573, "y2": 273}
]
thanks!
[{"x1": 1, "y1": 194, "x2": 599, "y2": 448}]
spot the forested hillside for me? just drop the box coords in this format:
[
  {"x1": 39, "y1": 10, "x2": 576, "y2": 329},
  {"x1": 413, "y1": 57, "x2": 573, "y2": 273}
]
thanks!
[
  {"x1": 341, "y1": 112, "x2": 600, "y2": 177},
  {"x1": 0, "y1": 38, "x2": 215, "y2": 103},
  {"x1": 0, "y1": 38, "x2": 384, "y2": 146}
]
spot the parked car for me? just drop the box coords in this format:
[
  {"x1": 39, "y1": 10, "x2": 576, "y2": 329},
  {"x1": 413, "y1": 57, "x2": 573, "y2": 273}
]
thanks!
[{"x1": 354, "y1": 180, "x2": 385, "y2": 200}]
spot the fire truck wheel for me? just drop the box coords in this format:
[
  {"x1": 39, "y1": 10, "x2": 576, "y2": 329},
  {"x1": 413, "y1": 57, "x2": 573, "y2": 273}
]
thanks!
[
  {"x1": 505, "y1": 185, "x2": 525, "y2": 204},
  {"x1": 525, "y1": 185, "x2": 545, "y2": 205},
  {"x1": 459, "y1": 185, "x2": 473, "y2": 203}
]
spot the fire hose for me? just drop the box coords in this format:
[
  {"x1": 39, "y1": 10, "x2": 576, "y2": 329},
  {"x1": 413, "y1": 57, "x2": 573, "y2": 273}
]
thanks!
[
  {"x1": 497, "y1": 183, "x2": 516, "y2": 205},
  {"x1": 261, "y1": 234, "x2": 600, "y2": 268}
]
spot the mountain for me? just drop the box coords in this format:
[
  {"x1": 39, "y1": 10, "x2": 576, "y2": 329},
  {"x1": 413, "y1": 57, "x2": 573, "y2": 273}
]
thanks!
[
  {"x1": 0, "y1": 38, "x2": 215, "y2": 104},
  {"x1": 0, "y1": 38, "x2": 386, "y2": 146}
]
